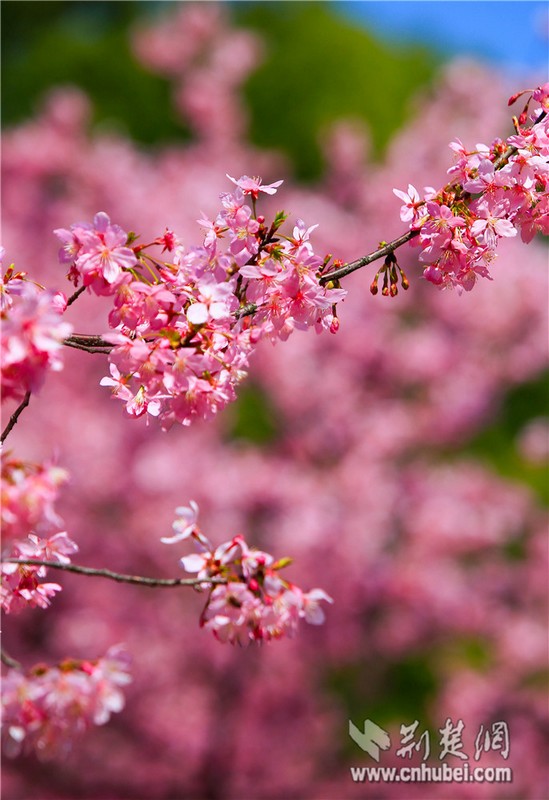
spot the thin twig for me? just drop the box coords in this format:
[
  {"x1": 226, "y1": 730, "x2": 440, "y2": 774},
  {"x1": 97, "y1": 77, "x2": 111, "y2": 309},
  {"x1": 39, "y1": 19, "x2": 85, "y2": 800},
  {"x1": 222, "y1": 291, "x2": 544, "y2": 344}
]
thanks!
[
  {"x1": 319, "y1": 229, "x2": 420, "y2": 284},
  {"x1": 3, "y1": 559, "x2": 225, "y2": 589},
  {"x1": 66, "y1": 285, "x2": 87, "y2": 307},
  {"x1": 235, "y1": 302, "x2": 259, "y2": 319},
  {"x1": 1, "y1": 391, "x2": 31, "y2": 444},
  {"x1": 492, "y1": 109, "x2": 546, "y2": 170},
  {"x1": 67, "y1": 334, "x2": 114, "y2": 348},
  {"x1": 1, "y1": 648, "x2": 23, "y2": 670},
  {"x1": 63, "y1": 333, "x2": 115, "y2": 354},
  {"x1": 63, "y1": 341, "x2": 113, "y2": 355}
]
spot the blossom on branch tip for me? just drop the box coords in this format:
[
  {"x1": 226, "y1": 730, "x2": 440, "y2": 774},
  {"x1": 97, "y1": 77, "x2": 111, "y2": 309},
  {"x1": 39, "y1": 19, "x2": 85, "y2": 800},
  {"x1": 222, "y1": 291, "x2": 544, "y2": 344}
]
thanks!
[
  {"x1": 160, "y1": 500, "x2": 202, "y2": 545},
  {"x1": 393, "y1": 93, "x2": 549, "y2": 293},
  {"x1": 162, "y1": 502, "x2": 333, "y2": 645},
  {"x1": 226, "y1": 174, "x2": 283, "y2": 199}
]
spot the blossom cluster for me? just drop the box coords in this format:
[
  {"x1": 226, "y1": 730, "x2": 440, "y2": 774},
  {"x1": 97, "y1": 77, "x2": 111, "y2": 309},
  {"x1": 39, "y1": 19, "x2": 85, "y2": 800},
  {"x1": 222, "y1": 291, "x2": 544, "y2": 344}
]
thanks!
[
  {"x1": 1, "y1": 531, "x2": 78, "y2": 614},
  {"x1": 1, "y1": 645, "x2": 131, "y2": 760},
  {"x1": 1, "y1": 454, "x2": 68, "y2": 542},
  {"x1": 54, "y1": 176, "x2": 345, "y2": 429},
  {"x1": 163, "y1": 501, "x2": 333, "y2": 644},
  {"x1": 394, "y1": 84, "x2": 549, "y2": 292},
  {"x1": 1, "y1": 454, "x2": 77, "y2": 614},
  {"x1": 1, "y1": 258, "x2": 72, "y2": 402}
]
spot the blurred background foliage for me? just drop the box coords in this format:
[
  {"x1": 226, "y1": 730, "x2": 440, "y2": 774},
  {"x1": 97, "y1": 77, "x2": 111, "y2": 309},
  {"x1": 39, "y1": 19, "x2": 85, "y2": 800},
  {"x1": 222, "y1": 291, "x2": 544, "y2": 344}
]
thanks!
[
  {"x1": 2, "y1": 0, "x2": 435, "y2": 176},
  {"x1": 2, "y1": 0, "x2": 547, "y2": 502}
]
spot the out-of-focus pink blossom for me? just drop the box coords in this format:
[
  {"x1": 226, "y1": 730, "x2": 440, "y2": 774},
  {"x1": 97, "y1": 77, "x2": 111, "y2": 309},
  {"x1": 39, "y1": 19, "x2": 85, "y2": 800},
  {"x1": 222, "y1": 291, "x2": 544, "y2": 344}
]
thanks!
[
  {"x1": 1, "y1": 281, "x2": 73, "y2": 401},
  {"x1": 1, "y1": 645, "x2": 131, "y2": 760},
  {"x1": 1, "y1": 455, "x2": 68, "y2": 542},
  {"x1": 516, "y1": 417, "x2": 549, "y2": 464}
]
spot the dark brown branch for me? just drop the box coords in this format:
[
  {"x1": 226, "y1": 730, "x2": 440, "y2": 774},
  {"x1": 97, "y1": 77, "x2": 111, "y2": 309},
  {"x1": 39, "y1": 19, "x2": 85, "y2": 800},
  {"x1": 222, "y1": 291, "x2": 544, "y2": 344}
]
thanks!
[
  {"x1": 1, "y1": 391, "x2": 31, "y2": 444},
  {"x1": 63, "y1": 333, "x2": 115, "y2": 354},
  {"x1": 67, "y1": 334, "x2": 114, "y2": 348},
  {"x1": 3, "y1": 558, "x2": 224, "y2": 589},
  {"x1": 66, "y1": 285, "x2": 87, "y2": 307},
  {"x1": 320, "y1": 229, "x2": 420, "y2": 284},
  {"x1": 63, "y1": 341, "x2": 112, "y2": 355}
]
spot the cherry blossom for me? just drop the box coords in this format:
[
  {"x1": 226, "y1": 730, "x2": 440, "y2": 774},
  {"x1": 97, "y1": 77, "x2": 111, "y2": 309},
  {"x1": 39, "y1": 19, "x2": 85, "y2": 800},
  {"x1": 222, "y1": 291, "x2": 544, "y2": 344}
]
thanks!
[
  {"x1": 162, "y1": 504, "x2": 333, "y2": 644},
  {"x1": 392, "y1": 87, "x2": 548, "y2": 292},
  {"x1": 1, "y1": 646, "x2": 131, "y2": 760},
  {"x1": 0, "y1": 22, "x2": 547, "y2": 790},
  {"x1": 160, "y1": 500, "x2": 201, "y2": 545},
  {"x1": 52, "y1": 177, "x2": 345, "y2": 430},
  {"x1": 1, "y1": 455, "x2": 68, "y2": 543},
  {"x1": 54, "y1": 212, "x2": 137, "y2": 292},
  {"x1": 226, "y1": 174, "x2": 284, "y2": 199},
  {"x1": 1, "y1": 531, "x2": 78, "y2": 614},
  {"x1": 1, "y1": 281, "x2": 73, "y2": 401}
]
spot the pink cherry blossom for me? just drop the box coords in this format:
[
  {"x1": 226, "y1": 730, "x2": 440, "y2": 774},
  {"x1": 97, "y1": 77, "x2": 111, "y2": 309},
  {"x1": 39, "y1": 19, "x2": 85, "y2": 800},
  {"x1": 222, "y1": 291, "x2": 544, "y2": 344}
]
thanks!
[
  {"x1": 393, "y1": 95, "x2": 548, "y2": 293},
  {"x1": 393, "y1": 184, "x2": 423, "y2": 224},
  {"x1": 1, "y1": 529, "x2": 78, "y2": 614},
  {"x1": 226, "y1": 174, "x2": 283, "y2": 199},
  {"x1": 163, "y1": 502, "x2": 333, "y2": 645},
  {"x1": 1, "y1": 282, "x2": 73, "y2": 401},
  {"x1": 1, "y1": 455, "x2": 68, "y2": 543},
  {"x1": 160, "y1": 500, "x2": 202, "y2": 545},
  {"x1": 56, "y1": 178, "x2": 345, "y2": 430},
  {"x1": 55, "y1": 212, "x2": 136, "y2": 290},
  {"x1": 1, "y1": 646, "x2": 131, "y2": 759}
]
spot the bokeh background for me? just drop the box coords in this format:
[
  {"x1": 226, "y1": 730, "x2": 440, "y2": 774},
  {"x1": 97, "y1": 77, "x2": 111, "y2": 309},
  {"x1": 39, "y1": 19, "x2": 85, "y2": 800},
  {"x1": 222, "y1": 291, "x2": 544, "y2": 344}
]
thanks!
[{"x1": 2, "y1": 2, "x2": 548, "y2": 798}]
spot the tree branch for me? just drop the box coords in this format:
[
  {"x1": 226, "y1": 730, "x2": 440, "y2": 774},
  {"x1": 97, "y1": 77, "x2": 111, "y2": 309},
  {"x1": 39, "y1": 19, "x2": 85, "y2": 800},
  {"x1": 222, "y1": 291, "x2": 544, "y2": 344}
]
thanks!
[
  {"x1": 52, "y1": 110, "x2": 549, "y2": 351},
  {"x1": 3, "y1": 558, "x2": 224, "y2": 589},
  {"x1": 1, "y1": 391, "x2": 31, "y2": 444},
  {"x1": 67, "y1": 334, "x2": 115, "y2": 348},
  {"x1": 64, "y1": 333, "x2": 115, "y2": 354},
  {"x1": 320, "y1": 109, "x2": 547, "y2": 286},
  {"x1": 320, "y1": 229, "x2": 420, "y2": 284},
  {"x1": 66, "y1": 285, "x2": 87, "y2": 307},
  {"x1": 63, "y1": 340, "x2": 113, "y2": 355},
  {"x1": 1, "y1": 648, "x2": 23, "y2": 670}
]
